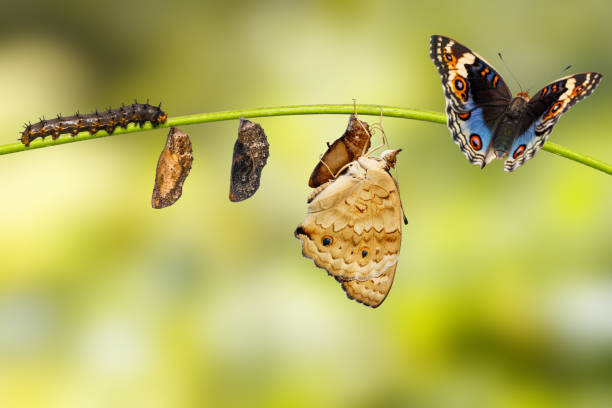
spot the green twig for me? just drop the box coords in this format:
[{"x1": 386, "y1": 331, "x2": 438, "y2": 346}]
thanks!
[
  {"x1": 1, "y1": 104, "x2": 609, "y2": 175},
  {"x1": 538, "y1": 141, "x2": 611, "y2": 174}
]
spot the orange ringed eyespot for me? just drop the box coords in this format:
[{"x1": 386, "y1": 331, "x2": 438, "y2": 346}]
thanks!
[
  {"x1": 513, "y1": 144, "x2": 526, "y2": 159},
  {"x1": 454, "y1": 77, "x2": 465, "y2": 91},
  {"x1": 469, "y1": 134, "x2": 482, "y2": 150}
]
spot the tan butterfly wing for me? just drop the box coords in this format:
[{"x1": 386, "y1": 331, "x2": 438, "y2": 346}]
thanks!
[
  {"x1": 338, "y1": 266, "x2": 396, "y2": 308},
  {"x1": 295, "y1": 154, "x2": 403, "y2": 308}
]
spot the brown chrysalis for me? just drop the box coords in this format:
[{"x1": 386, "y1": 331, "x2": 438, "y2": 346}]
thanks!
[
  {"x1": 229, "y1": 118, "x2": 270, "y2": 202},
  {"x1": 152, "y1": 127, "x2": 193, "y2": 209},
  {"x1": 308, "y1": 115, "x2": 371, "y2": 188},
  {"x1": 21, "y1": 102, "x2": 167, "y2": 146}
]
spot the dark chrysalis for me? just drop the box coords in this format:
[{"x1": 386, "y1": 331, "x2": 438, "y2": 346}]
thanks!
[
  {"x1": 308, "y1": 115, "x2": 371, "y2": 188},
  {"x1": 152, "y1": 127, "x2": 193, "y2": 209},
  {"x1": 229, "y1": 118, "x2": 270, "y2": 202},
  {"x1": 21, "y1": 101, "x2": 167, "y2": 146}
]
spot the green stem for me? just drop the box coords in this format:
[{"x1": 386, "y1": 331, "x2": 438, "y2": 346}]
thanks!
[
  {"x1": 539, "y1": 141, "x2": 611, "y2": 174},
  {"x1": 1, "y1": 104, "x2": 610, "y2": 175}
]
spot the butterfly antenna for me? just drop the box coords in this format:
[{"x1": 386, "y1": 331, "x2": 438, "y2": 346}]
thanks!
[
  {"x1": 389, "y1": 156, "x2": 408, "y2": 225},
  {"x1": 498, "y1": 52, "x2": 523, "y2": 92},
  {"x1": 556, "y1": 65, "x2": 573, "y2": 81},
  {"x1": 526, "y1": 64, "x2": 574, "y2": 94}
]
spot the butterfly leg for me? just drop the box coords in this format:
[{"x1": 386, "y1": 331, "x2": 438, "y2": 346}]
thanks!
[
  {"x1": 364, "y1": 129, "x2": 387, "y2": 156},
  {"x1": 350, "y1": 98, "x2": 374, "y2": 157},
  {"x1": 317, "y1": 154, "x2": 335, "y2": 177},
  {"x1": 364, "y1": 107, "x2": 389, "y2": 156}
]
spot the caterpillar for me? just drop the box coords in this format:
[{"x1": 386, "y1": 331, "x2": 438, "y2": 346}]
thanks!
[{"x1": 21, "y1": 102, "x2": 167, "y2": 146}]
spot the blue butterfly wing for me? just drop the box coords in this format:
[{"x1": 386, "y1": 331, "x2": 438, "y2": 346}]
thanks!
[
  {"x1": 446, "y1": 107, "x2": 497, "y2": 168},
  {"x1": 504, "y1": 72, "x2": 603, "y2": 172},
  {"x1": 430, "y1": 35, "x2": 512, "y2": 168}
]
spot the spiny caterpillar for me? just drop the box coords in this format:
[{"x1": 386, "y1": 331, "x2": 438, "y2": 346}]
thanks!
[{"x1": 21, "y1": 102, "x2": 168, "y2": 146}]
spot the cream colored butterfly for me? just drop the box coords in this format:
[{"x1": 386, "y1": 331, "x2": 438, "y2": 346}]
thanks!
[{"x1": 295, "y1": 122, "x2": 406, "y2": 307}]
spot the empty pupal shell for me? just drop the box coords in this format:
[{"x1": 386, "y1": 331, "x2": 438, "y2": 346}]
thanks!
[{"x1": 308, "y1": 115, "x2": 371, "y2": 188}]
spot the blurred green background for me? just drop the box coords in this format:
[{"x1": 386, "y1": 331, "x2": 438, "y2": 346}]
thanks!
[{"x1": 0, "y1": 1, "x2": 611, "y2": 407}]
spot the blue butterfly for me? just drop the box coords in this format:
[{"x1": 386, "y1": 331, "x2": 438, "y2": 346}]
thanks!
[{"x1": 430, "y1": 35, "x2": 602, "y2": 172}]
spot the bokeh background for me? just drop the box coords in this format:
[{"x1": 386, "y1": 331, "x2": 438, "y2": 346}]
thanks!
[{"x1": 0, "y1": 1, "x2": 611, "y2": 407}]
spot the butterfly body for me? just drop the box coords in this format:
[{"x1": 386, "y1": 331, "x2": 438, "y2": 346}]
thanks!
[
  {"x1": 490, "y1": 93, "x2": 530, "y2": 158},
  {"x1": 430, "y1": 35, "x2": 602, "y2": 171}
]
